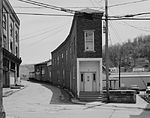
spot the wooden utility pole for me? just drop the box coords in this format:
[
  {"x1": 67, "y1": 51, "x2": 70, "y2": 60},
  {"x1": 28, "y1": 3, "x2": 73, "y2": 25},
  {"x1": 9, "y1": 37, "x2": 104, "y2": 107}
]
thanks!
[
  {"x1": 105, "y1": 0, "x2": 110, "y2": 102},
  {"x1": 118, "y1": 53, "x2": 121, "y2": 88},
  {"x1": 0, "y1": 0, "x2": 5, "y2": 117}
]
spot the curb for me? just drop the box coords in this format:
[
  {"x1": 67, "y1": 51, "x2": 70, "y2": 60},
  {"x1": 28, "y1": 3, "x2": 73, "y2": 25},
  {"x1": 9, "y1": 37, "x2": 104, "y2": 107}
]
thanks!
[
  {"x1": 71, "y1": 98, "x2": 150, "y2": 111},
  {"x1": 71, "y1": 98, "x2": 87, "y2": 105},
  {"x1": 3, "y1": 85, "x2": 27, "y2": 97}
]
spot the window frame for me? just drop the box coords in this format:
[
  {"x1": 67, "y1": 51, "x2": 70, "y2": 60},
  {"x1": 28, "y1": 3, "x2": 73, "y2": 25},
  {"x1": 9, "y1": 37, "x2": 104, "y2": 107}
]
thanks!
[
  {"x1": 2, "y1": 13, "x2": 7, "y2": 30},
  {"x1": 84, "y1": 30, "x2": 95, "y2": 52}
]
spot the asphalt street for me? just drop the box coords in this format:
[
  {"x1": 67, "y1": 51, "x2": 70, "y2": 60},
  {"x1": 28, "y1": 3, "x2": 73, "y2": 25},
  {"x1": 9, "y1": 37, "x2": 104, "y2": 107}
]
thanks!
[{"x1": 3, "y1": 80, "x2": 150, "y2": 118}]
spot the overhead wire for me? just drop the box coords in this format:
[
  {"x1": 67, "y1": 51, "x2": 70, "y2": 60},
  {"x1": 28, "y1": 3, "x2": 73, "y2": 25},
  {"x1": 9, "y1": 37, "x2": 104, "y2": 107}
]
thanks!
[
  {"x1": 21, "y1": 21, "x2": 67, "y2": 37},
  {"x1": 121, "y1": 21, "x2": 150, "y2": 32},
  {"x1": 108, "y1": 21, "x2": 123, "y2": 44},
  {"x1": 14, "y1": 12, "x2": 74, "y2": 16},
  {"x1": 17, "y1": 0, "x2": 77, "y2": 14},
  {"x1": 14, "y1": 0, "x2": 150, "y2": 21},
  {"x1": 24, "y1": 26, "x2": 66, "y2": 47},
  {"x1": 89, "y1": 0, "x2": 97, "y2": 7},
  {"x1": 108, "y1": 0, "x2": 150, "y2": 8},
  {"x1": 21, "y1": 23, "x2": 67, "y2": 41},
  {"x1": 13, "y1": 6, "x2": 102, "y2": 9}
]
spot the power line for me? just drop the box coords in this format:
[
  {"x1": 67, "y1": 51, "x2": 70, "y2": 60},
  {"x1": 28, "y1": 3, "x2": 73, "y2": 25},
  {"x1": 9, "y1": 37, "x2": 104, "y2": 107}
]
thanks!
[
  {"x1": 110, "y1": 12, "x2": 150, "y2": 18},
  {"x1": 21, "y1": 23, "x2": 67, "y2": 41},
  {"x1": 107, "y1": 17, "x2": 150, "y2": 20},
  {"x1": 109, "y1": 0, "x2": 150, "y2": 8},
  {"x1": 24, "y1": 27, "x2": 65, "y2": 48},
  {"x1": 89, "y1": 0, "x2": 96, "y2": 7},
  {"x1": 21, "y1": 21, "x2": 67, "y2": 37},
  {"x1": 17, "y1": 0, "x2": 77, "y2": 14},
  {"x1": 14, "y1": 12, "x2": 74, "y2": 16},
  {"x1": 109, "y1": 21, "x2": 123, "y2": 44},
  {"x1": 4, "y1": 11, "x2": 150, "y2": 21},
  {"x1": 13, "y1": 6, "x2": 102, "y2": 9},
  {"x1": 121, "y1": 21, "x2": 150, "y2": 32}
]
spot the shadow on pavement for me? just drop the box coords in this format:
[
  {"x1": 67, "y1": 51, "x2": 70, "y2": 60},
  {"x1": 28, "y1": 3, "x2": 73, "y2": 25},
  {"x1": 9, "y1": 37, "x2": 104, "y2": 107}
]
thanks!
[
  {"x1": 29, "y1": 80, "x2": 73, "y2": 105},
  {"x1": 130, "y1": 104, "x2": 150, "y2": 118}
]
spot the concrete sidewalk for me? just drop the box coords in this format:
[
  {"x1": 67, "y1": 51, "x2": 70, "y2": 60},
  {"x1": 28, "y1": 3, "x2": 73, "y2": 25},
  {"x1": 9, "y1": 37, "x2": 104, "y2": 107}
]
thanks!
[
  {"x1": 3, "y1": 80, "x2": 28, "y2": 97},
  {"x1": 71, "y1": 95, "x2": 150, "y2": 110},
  {"x1": 3, "y1": 81, "x2": 28, "y2": 118},
  {"x1": 3, "y1": 86, "x2": 25, "y2": 97}
]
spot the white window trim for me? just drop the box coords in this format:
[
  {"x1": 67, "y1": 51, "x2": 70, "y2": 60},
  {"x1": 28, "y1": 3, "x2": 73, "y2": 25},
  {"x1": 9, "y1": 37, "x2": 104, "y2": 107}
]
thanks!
[{"x1": 84, "y1": 30, "x2": 95, "y2": 52}]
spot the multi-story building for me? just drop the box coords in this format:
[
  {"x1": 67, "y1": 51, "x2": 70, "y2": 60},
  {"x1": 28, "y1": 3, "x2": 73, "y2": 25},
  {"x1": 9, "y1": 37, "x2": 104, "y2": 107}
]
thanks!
[
  {"x1": 0, "y1": 0, "x2": 22, "y2": 87},
  {"x1": 51, "y1": 9, "x2": 103, "y2": 98}
]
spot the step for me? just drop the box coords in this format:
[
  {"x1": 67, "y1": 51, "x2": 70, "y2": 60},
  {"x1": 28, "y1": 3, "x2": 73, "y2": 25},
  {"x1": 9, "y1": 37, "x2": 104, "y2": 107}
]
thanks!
[
  {"x1": 79, "y1": 97, "x2": 103, "y2": 102},
  {"x1": 80, "y1": 91, "x2": 101, "y2": 95}
]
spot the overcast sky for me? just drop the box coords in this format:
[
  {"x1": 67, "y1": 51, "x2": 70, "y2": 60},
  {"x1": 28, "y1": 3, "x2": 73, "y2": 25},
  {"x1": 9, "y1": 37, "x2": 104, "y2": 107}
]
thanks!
[{"x1": 9, "y1": 0, "x2": 150, "y2": 64}]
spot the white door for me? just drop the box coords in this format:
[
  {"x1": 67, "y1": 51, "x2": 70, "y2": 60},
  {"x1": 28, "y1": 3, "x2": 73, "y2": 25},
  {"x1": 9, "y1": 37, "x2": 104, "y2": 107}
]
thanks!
[
  {"x1": 84, "y1": 73, "x2": 93, "y2": 91},
  {"x1": 10, "y1": 71, "x2": 15, "y2": 86}
]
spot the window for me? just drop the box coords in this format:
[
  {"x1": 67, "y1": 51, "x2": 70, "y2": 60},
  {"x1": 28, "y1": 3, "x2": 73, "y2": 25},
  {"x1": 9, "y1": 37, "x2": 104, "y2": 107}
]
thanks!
[
  {"x1": 16, "y1": 46, "x2": 18, "y2": 56},
  {"x1": 81, "y1": 73, "x2": 84, "y2": 82},
  {"x1": 70, "y1": 47, "x2": 72, "y2": 59},
  {"x1": 84, "y1": 30, "x2": 95, "y2": 51},
  {"x1": 11, "y1": 62, "x2": 15, "y2": 70},
  {"x1": 3, "y1": 35, "x2": 7, "y2": 49},
  {"x1": 57, "y1": 56, "x2": 59, "y2": 65},
  {"x1": 10, "y1": 41, "x2": 13, "y2": 52},
  {"x1": 2, "y1": 14, "x2": 6, "y2": 29},
  {"x1": 66, "y1": 50, "x2": 68, "y2": 61},
  {"x1": 93, "y1": 73, "x2": 96, "y2": 81},
  {"x1": 15, "y1": 31, "x2": 18, "y2": 42},
  {"x1": 41, "y1": 68, "x2": 45, "y2": 75},
  {"x1": 10, "y1": 23, "x2": 13, "y2": 37},
  {"x1": 63, "y1": 69, "x2": 65, "y2": 78}
]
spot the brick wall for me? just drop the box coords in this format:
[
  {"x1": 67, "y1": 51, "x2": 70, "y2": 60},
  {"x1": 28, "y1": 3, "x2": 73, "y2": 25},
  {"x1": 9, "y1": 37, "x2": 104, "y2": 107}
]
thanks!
[{"x1": 76, "y1": 15, "x2": 103, "y2": 58}]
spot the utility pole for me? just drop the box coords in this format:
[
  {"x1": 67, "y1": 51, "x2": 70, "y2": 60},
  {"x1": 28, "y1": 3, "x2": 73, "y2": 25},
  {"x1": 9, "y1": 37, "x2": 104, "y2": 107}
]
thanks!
[
  {"x1": 0, "y1": 0, "x2": 5, "y2": 117},
  {"x1": 105, "y1": 0, "x2": 109, "y2": 102},
  {"x1": 118, "y1": 56, "x2": 121, "y2": 88}
]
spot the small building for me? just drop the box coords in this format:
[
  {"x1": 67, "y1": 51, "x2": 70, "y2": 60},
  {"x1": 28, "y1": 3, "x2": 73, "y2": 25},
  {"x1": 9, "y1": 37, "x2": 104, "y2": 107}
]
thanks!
[
  {"x1": 51, "y1": 8, "x2": 103, "y2": 98},
  {"x1": 34, "y1": 60, "x2": 51, "y2": 82},
  {"x1": 0, "y1": 0, "x2": 22, "y2": 87},
  {"x1": 133, "y1": 58, "x2": 149, "y2": 72}
]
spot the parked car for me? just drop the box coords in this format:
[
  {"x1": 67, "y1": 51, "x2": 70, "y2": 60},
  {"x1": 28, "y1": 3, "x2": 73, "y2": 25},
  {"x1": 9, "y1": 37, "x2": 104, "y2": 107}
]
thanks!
[{"x1": 130, "y1": 85, "x2": 140, "y2": 94}]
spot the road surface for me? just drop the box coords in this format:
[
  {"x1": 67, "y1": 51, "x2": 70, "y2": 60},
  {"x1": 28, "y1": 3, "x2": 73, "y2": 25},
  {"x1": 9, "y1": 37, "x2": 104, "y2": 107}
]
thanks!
[{"x1": 3, "y1": 80, "x2": 150, "y2": 118}]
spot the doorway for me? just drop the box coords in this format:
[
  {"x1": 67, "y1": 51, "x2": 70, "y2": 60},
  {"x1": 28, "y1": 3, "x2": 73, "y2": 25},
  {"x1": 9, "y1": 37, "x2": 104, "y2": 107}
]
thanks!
[{"x1": 80, "y1": 72, "x2": 96, "y2": 91}]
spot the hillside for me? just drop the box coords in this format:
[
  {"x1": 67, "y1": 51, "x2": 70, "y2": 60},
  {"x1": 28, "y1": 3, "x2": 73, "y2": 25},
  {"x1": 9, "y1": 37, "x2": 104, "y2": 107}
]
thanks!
[{"x1": 19, "y1": 64, "x2": 34, "y2": 80}]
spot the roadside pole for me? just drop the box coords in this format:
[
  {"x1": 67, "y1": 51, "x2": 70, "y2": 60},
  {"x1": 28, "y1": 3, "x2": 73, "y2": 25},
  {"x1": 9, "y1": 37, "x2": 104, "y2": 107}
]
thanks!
[
  {"x1": 0, "y1": 0, "x2": 5, "y2": 117},
  {"x1": 118, "y1": 54, "x2": 121, "y2": 88},
  {"x1": 105, "y1": 0, "x2": 110, "y2": 102}
]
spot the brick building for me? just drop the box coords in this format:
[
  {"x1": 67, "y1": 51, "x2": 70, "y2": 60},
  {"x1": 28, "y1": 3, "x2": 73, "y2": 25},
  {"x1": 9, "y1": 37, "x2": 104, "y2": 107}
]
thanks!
[
  {"x1": 34, "y1": 60, "x2": 52, "y2": 82},
  {"x1": 0, "y1": 0, "x2": 22, "y2": 87},
  {"x1": 51, "y1": 9, "x2": 103, "y2": 98}
]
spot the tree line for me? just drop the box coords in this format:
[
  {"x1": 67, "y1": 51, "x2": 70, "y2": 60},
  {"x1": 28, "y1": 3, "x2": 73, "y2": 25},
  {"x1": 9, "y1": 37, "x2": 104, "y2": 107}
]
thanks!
[{"x1": 103, "y1": 35, "x2": 150, "y2": 71}]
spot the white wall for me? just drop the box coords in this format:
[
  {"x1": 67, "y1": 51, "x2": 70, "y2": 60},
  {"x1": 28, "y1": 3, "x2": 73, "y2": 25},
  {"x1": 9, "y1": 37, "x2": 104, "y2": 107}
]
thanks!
[{"x1": 77, "y1": 58, "x2": 102, "y2": 96}]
